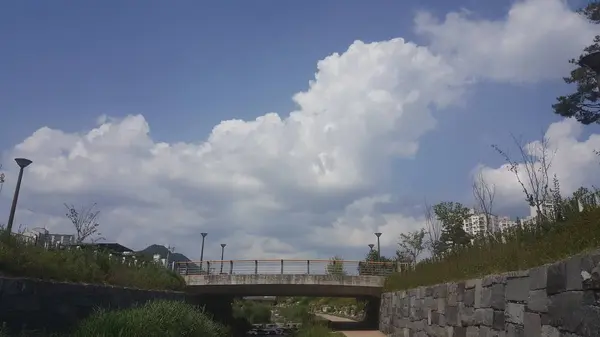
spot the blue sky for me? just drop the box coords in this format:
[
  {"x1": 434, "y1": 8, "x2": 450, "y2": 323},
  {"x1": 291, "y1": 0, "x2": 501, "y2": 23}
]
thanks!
[{"x1": 1, "y1": 0, "x2": 599, "y2": 261}]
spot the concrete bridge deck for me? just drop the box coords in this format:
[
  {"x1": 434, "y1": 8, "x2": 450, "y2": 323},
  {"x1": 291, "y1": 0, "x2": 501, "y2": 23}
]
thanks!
[
  {"x1": 184, "y1": 274, "x2": 386, "y2": 296},
  {"x1": 178, "y1": 259, "x2": 403, "y2": 297}
]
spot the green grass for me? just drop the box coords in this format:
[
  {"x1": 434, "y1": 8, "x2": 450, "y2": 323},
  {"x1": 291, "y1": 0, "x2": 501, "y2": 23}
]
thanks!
[
  {"x1": 70, "y1": 300, "x2": 228, "y2": 337},
  {"x1": 385, "y1": 207, "x2": 600, "y2": 291},
  {"x1": 0, "y1": 235, "x2": 185, "y2": 290},
  {"x1": 1, "y1": 301, "x2": 228, "y2": 337}
]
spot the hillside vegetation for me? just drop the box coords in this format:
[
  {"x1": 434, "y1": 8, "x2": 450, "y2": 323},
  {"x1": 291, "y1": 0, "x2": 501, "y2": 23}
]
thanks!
[
  {"x1": 0, "y1": 235, "x2": 185, "y2": 290},
  {"x1": 385, "y1": 207, "x2": 600, "y2": 291}
]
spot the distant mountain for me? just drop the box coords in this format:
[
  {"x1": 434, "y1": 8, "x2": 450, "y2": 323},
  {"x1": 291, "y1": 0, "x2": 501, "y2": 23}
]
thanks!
[{"x1": 137, "y1": 244, "x2": 193, "y2": 266}]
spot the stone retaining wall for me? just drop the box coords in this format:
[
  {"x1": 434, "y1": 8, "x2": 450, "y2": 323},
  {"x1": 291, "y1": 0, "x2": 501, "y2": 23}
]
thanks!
[
  {"x1": 0, "y1": 276, "x2": 185, "y2": 333},
  {"x1": 379, "y1": 250, "x2": 600, "y2": 337}
]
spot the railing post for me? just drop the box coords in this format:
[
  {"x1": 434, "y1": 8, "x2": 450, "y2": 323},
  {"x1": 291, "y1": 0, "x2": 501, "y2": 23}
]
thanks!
[
  {"x1": 230, "y1": 260, "x2": 233, "y2": 275},
  {"x1": 307, "y1": 260, "x2": 310, "y2": 274},
  {"x1": 255, "y1": 260, "x2": 258, "y2": 274},
  {"x1": 280, "y1": 260, "x2": 284, "y2": 275},
  {"x1": 207, "y1": 261, "x2": 211, "y2": 274}
]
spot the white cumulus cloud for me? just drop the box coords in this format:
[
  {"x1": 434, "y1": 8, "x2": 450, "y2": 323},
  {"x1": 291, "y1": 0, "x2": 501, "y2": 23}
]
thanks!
[{"x1": 1, "y1": 0, "x2": 598, "y2": 260}]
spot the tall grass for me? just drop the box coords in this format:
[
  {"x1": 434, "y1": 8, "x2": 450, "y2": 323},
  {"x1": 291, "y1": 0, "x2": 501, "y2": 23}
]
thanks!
[
  {"x1": 386, "y1": 207, "x2": 600, "y2": 291},
  {"x1": 70, "y1": 300, "x2": 228, "y2": 337},
  {"x1": 0, "y1": 236, "x2": 185, "y2": 290}
]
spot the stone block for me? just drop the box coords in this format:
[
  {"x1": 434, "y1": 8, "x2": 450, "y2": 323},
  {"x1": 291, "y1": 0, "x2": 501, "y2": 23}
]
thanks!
[
  {"x1": 565, "y1": 255, "x2": 583, "y2": 291},
  {"x1": 426, "y1": 286, "x2": 434, "y2": 297},
  {"x1": 474, "y1": 280, "x2": 483, "y2": 308},
  {"x1": 466, "y1": 279, "x2": 480, "y2": 289},
  {"x1": 503, "y1": 270, "x2": 529, "y2": 279},
  {"x1": 506, "y1": 323, "x2": 524, "y2": 337},
  {"x1": 446, "y1": 305, "x2": 460, "y2": 327},
  {"x1": 438, "y1": 297, "x2": 447, "y2": 314},
  {"x1": 527, "y1": 289, "x2": 549, "y2": 313},
  {"x1": 490, "y1": 284, "x2": 505, "y2": 310},
  {"x1": 547, "y1": 291, "x2": 583, "y2": 331},
  {"x1": 453, "y1": 326, "x2": 467, "y2": 337},
  {"x1": 492, "y1": 311, "x2": 505, "y2": 331},
  {"x1": 505, "y1": 303, "x2": 525, "y2": 324},
  {"x1": 434, "y1": 284, "x2": 448, "y2": 299},
  {"x1": 474, "y1": 308, "x2": 494, "y2": 326},
  {"x1": 506, "y1": 276, "x2": 529, "y2": 303},
  {"x1": 482, "y1": 274, "x2": 507, "y2": 287},
  {"x1": 480, "y1": 286, "x2": 492, "y2": 308},
  {"x1": 425, "y1": 296, "x2": 436, "y2": 309},
  {"x1": 466, "y1": 326, "x2": 479, "y2": 337},
  {"x1": 540, "y1": 325, "x2": 559, "y2": 337},
  {"x1": 448, "y1": 283, "x2": 459, "y2": 306},
  {"x1": 464, "y1": 289, "x2": 475, "y2": 306},
  {"x1": 459, "y1": 303, "x2": 476, "y2": 326},
  {"x1": 523, "y1": 312, "x2": 541, "y2": 337},
  {"x1": 457, "y1": 282, "x2": 466, "y2": 302},
  {"x1": 529, "y1": 265, "x2": 548, "y2": 290},
  {"x1": 547, "y1": 261, "x2": 567, "y2": 295}
]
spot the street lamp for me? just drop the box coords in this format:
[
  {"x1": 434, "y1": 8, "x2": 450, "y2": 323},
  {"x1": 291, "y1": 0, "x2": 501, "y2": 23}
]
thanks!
[
  {"x1": 6, "y1": 158, "x2": 33, "y2": 236},
  {"x1": 579, "y1": 51, "x2": 600, "y2": 90},
  {"x1": 368, "y1": 244, "x2": 374, "y2": 252},
  {"x1": 200, "y1": 233, "x2": 208, "y2": 271},
  {"x1": 374, "y1": 232, "x2": 382, "y2": 260},
  {"x1": 220, "y1": 243, "x2": 227, "y2": 274}
]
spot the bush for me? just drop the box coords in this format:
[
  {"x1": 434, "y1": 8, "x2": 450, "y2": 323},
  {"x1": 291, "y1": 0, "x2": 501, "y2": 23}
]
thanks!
[
  {"x1": 385, "y1": 208, "x2": 600, "y2": 291},
  {"x1": 0, "y1": 237, "x2": 185, "y2": 290},
  {"x1": 70, "y1": 300, "x2": 228, "y2": 337}
]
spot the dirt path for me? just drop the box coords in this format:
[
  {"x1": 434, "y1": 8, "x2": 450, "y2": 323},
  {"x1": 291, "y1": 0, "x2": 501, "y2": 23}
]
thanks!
[{"x1": 314, "y1": 314, "x2": 386, "y2": 337}]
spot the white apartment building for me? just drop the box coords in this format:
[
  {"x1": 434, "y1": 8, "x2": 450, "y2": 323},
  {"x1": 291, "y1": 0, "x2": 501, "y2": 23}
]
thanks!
[
  {"x1": 521, "y1": 200, "x2": 555, "y2": 225},
  {"x1": 497, "y1": 216, "x2": 519, "y2": 232},
  {"x1": 462, "y1": 209, "x2": 498, "y2": 237}
]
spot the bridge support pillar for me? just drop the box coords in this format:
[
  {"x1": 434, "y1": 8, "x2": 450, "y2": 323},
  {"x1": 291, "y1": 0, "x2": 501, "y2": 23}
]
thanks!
[
  {"x1": 186, "y1": 295, "x2": 235, "y2": 326},
  {"x1": 361, "y1": 296, "x2": 381, "y2": 329}
]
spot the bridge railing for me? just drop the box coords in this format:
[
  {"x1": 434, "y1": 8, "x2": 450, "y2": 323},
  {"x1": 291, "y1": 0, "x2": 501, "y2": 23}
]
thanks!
[{"x1": 175, "y1": 259, "x2": 410, "y2": 277}]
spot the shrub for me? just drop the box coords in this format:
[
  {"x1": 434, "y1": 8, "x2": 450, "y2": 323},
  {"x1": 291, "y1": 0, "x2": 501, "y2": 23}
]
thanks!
[
  {"x1": 70, "y1": 300, "x2": 228, "y2": 337},
  {"x1": 385, "y1": 207, "x2": 600, "y2": 291},
  {"x1": 0, "y1": 237, "x2": 185, "y2": 290}
]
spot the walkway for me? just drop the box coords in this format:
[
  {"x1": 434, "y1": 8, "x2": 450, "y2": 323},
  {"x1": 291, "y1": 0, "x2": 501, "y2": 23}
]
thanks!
[{"x1": 316, "y1": 314, "x2": 385, "y2": 337}]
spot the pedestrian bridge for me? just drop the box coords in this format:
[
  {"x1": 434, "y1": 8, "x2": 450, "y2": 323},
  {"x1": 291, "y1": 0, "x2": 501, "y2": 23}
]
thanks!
[{"x1": 177, "y1": 259, "x2": 407, "y2": 297}]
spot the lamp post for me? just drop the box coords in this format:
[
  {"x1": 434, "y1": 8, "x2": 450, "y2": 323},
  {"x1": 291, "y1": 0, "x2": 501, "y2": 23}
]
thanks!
[
  {"x1": 220, "y1": 243, "x2": 226, "y2": 274},
  {"x1": 200, "y1": 233, "x2": 208, "y2": 271},
  {"x1": 6, "y1": 158, "x2": 33, "y2": 236},
  {"x1": 368, "y1": 244, "x2": 374, "y2": 252},
  {"x1": 374, "y1": 232, "x2": 382, "y2": 260},
  {"x1": 579, "y1": 51, "x2": 600, "y2": 90}
]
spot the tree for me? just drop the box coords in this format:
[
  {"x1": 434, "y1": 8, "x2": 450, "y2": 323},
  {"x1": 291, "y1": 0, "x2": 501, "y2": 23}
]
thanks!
[
  {"x1": 396, "y1": 228, "x2": 426, "y2": 264},
  {"x1": 359, "y1": 251, "x2": 394, "y2": 275},
  {"x1": 64, "y1": 203, "x2": 105, "y2": 243},
  {"x1": 326, "y1": 256, "x2": 346, "y2": 275},
  {"x1": 423, "y1": 199, "x2": 443, "y2": 258},
  {"x1": 433, "y1": 202, "x2": 472, "y2": 252},
  {"x1": 550, "y1": 174, "x2": 564, "y2": 222},
  {"x1": 492, "y1": 134, "x2": 555, "y2": 224},
  {"x1": 552, "y1": 1, "x2": 600, "y2": 125},
  {"x1": 472, "y1": 170, "x2": 496, "y2": 235}
]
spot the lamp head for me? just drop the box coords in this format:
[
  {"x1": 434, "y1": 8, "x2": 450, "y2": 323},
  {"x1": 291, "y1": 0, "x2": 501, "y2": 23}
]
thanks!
[
  {"x1": 221, "y1": 243, "x2": 226, "y2": 248},
  {"x1": 14, "y1": 158, "x2": 32, "y2": 169},
  {"x1": 368, "y1": 244, "x2": 374, "y2": 249},
  {"x1": 374, "y1": 232, "x2": 382, "y2": 237},
  {"x1": 201, "y1": 232, "x2": 208, "y2": 237}
]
